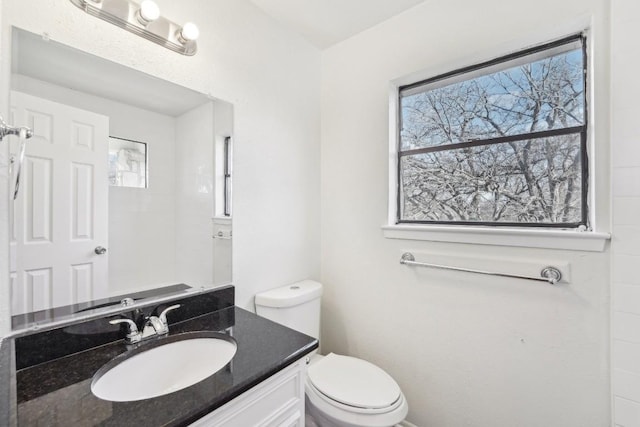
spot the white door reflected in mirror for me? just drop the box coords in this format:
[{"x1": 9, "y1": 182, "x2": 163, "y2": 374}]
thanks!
[{"x1": 10, "y1": 91, "x2": 109, "y2": 314}]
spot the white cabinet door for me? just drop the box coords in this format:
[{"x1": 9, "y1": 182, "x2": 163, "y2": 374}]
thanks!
[
  {"x1": 10, "y1": 91, "x2": 109, "y2": 314},
  {"x1": 190, "y1": 359, "x2": 306, "y2": 427}
]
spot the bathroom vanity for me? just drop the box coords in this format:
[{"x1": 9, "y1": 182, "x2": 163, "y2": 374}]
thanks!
[{"x1": 0, "y1": 285, "x2": 318, "y2": 426}]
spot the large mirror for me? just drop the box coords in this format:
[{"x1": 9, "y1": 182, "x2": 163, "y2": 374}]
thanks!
[{"x1": 7, "y1": 28, "x2": 233, "y2": 325}]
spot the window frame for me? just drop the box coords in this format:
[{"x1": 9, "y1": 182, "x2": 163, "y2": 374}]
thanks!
[
  {"x1": 223, "y1": 136, "x2": 232, "y2": 217},
  {"x1": 396, "y1": 34, "x2": 589, "y2": 228}
]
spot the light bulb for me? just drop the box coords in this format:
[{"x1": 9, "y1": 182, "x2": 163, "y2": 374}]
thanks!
[
  {"x1": 137, "y1": 0, "x2": 160, "y2": 25},
  {"x1": 178, "y1": 22, "x2": 199, "y2": 42}
]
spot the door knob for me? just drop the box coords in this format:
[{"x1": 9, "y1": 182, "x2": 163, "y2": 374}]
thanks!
[{"x1": 95, "y1": 246, "x2": 107, "y2": 255}]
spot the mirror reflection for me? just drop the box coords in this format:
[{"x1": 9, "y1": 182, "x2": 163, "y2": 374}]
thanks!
[
  {"x1": 108, "y1": 137, "x2": 148, "y2": 188},
  {"x1": 8, "y1": 28, "x2": 233, "y2": 320}
]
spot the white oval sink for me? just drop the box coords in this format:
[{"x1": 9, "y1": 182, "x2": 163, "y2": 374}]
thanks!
[{"x1": 91, "y1": 332, "x2": 237, "y2": 402}]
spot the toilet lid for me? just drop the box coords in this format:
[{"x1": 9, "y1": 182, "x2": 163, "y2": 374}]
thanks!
[{"x1": 307, "y1": 353, "x2": 401, "y2": 409}]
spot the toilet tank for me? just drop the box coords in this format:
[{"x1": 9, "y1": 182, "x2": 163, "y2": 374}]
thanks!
[{"x1": 255, "y1": 280, "x2": 322, "y2": 339}]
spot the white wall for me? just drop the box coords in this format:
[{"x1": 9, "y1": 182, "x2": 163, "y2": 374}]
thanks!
[
  {"x1": 107, "y1": 107, "x2": 177, "y2": 295},
  {"x1": 175, "y1": 101, "x2": 215, "y2": 287},
  {"x1": 0, "y1": 0, "x2": 8, "y2": 335},
  {"x1": 11, "y1": 74, "x2": 179, "y2": 296},
  {"x1": 320, "y1": 1, "x2": 611, "y2": 426},
  {"x1": 0, "y1": 0, "x2": 321, "y2": 334},
  {"x1": 611, "y1": 1, "x2": 640, "y2": 425}
]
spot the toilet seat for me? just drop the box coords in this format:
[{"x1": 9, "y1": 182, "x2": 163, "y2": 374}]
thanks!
[
  {"x1": 305, "y1": 353, "x2": 408, "y2": 427},
  {"x1": 306, "y1": 379, "x2": 405, "y2": 414},
  {"x1": 307, "y1": 353, "x2": 401, "y2": 410}
]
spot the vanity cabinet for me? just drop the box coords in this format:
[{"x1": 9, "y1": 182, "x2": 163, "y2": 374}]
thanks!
[
  {"x1": 190, "y1": 358, "x2": 307, "y2": 427},
  {"x1": 8, "y1": 302, "x2": 318, "y2": 427}
]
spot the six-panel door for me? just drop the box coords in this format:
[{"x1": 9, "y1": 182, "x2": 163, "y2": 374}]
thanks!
[{"x1": 10, "y1": 91, "x2": 109, "y2": 315}]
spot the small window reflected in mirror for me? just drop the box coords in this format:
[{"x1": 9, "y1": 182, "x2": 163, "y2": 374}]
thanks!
[
  {"x1": 108, "y1": 136, "x2": 148, "y2": 188},
  {"x1": 224, "y1": 136, "x2": 232, "y2": 217}
]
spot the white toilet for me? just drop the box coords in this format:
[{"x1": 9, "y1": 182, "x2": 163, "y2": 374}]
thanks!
[{"x1": 255, "y1": 280, "x2": 408, "y2": 427}]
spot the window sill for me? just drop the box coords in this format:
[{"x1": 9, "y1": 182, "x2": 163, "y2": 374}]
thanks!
[
  {"x1": 381, "y1": 224, "x2": 610, "y2": 252},
  {"x1": 212, "y1": 216, "x2": 232, "y2": 225}
]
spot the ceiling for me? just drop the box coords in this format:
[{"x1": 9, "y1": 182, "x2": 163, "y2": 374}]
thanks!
[
  {"x1": 12, "y1": 2, "x2": 430, "y2": 109},
  {"x1": 250, "y1": 0, "x2": 427, "y2": 49}
]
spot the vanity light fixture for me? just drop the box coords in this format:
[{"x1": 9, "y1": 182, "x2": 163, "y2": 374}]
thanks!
[{"x1": 69, "y1": 0, "x2": 198, "y2": 56}]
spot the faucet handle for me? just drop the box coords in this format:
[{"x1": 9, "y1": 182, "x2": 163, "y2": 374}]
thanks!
[
  {"x1": 158, "y1": 304, "x2": 181, "y2": 327},
  {"x1": 109, "y1": 318, "x2": 141, "y2": 343}
]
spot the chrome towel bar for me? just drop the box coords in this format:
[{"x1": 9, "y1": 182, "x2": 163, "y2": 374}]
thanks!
[{"x1": 400, "y1": 252, "x2": 562, "y2": 285}]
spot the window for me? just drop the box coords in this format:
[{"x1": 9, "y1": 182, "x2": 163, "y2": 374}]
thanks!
[
  {"x1": 108, "y1": 136, "x2": 148, "y2": 188},
  {"x1": 398, "y1": 35, "x2": 587, "y2": 228},
  {"x1": 223, "y1": 136, "x2": 232, "y2": 217}
]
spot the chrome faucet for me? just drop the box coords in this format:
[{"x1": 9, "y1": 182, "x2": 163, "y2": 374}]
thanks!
[{"x1": 110, "y1": 304, "x2": 181, "y2": 344}]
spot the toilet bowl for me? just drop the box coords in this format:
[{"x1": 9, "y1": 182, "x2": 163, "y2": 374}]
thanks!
[{"x1": 255, "y1": 281, "x2": 408, "y2": 427}]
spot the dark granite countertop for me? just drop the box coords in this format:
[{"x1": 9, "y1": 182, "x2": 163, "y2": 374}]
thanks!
[{"x1": 0, "y1": 304, "x2": 318, "y2": 426}]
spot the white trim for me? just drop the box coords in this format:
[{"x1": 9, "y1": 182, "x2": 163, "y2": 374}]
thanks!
[
  {"x1": 400, "y1": 38, "x2": 582, "y2": 97},
  {"x1": 212, "y1": 216, "x2": 232, "y2": 225},
  {"x1": 382, "y1": 224, "x2": 609, "y2": 252},
  {"x1": 388, "y1": 83, "x2": 400, "y2": 226},
  {"x1": 386, "y1": 17, "x2": 609, "y2": 252},
  {"x1": 390, "y1": 14, "x2": 594, "y2": 90}
]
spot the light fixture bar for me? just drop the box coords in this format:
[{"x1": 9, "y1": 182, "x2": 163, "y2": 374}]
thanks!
[{"x1": 69, "y1": 0, "x2": 198, "y2": 56}]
